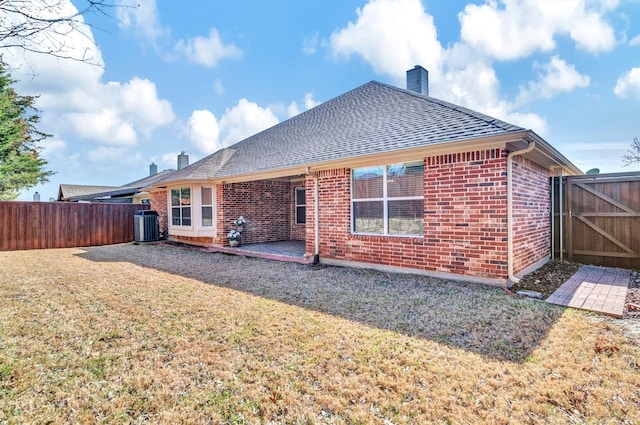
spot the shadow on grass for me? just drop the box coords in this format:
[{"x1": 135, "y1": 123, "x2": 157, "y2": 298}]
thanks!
[{"x1": 76, "y1": 243, "x2": 565, "y2": 363}]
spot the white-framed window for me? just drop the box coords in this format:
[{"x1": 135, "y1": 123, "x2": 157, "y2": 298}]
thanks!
[
  {"x1": 295, "y1": 187, "x2": 306, "y2": 225},
  {"x1": 201, "y1": 187, "x2": 213, "y2": 227},
  {"x1": 171, "y1": 187, "x2": 191, "y2": 226},
  {"x1": 351, "y1": 161, "x2": 424, "y2": 236}
]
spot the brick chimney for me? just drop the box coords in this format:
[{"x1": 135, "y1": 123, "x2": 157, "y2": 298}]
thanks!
[{"x1": 407, "y1": 65, "x2": 428, "y2": 96}]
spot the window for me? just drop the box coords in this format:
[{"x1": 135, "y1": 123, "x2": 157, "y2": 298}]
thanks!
[
  {"x1": 352, "y1": 161, "x2": 424, "y2": 235},
  {"x1": 201, "y1": 187, "x2": 213, "y2": 227},
  {"x1": 295, "y1": 187, "x2": 306, "y2": 224},
  {"x1": 171, "y1": 187, "x2": 191, "y2": 226}
]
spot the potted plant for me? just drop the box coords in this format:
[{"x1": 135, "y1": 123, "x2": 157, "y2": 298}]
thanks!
[
  {"x1": 228, "y1": 229, "x2": 242, "y2": 247},
  {"x1": 234, "y1": 215, "x2": 247, "y2": 229}
]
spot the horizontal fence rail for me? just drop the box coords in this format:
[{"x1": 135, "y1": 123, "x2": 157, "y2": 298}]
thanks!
[
  {"x1": 552, "y1": 171, "x2": 640, "y2": 269},
  {"x1": 0, "y1": 202, "x2": 150, "y2": 251}
]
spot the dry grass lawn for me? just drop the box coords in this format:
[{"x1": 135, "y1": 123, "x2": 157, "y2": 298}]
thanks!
[{"x1": 1, "y1": 244, "x2": 639, "y2": 424}]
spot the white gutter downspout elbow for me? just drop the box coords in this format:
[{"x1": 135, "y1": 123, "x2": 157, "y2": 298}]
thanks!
[
  {"x1": 305, "y1": 167, "x2": 320, "y2": 265},
  {"x1": 506, "y1": 141, "x2": 535, "y2": 285}
]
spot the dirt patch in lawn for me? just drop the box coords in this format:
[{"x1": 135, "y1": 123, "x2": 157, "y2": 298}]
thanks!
[
  {"x1": 1, "y1": 245, "x2": 639, "y2": 424},
  {"x1": 511, "y1": 260, "x2": 581, "y2": 298}
]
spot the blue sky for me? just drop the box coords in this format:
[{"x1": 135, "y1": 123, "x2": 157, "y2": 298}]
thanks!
[{"x1": 6, "y1": 0, "x2": 640, "y2": 201}]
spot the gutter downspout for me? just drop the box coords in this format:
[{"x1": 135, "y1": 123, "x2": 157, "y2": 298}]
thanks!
[
  {"x1": 507, "y1": 141, "x2": 535, "y2": 284},
  {"x1": 305, "y1": 167, "x2": 320, "y2": 265}
]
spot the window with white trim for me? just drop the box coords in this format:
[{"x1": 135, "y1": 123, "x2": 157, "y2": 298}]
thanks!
[
  {"x1": 295, "y1": 187, "x2": 306, "y2": 224},
  {"x1": 351, "y1": 161, "x2": 424, "y2": 235},
  {"x1": 171, "y1": 187, "x2": 191, "y2": 226},
  {"x1": 201, "y1": 187, "x2": 213, "y2": 227}
]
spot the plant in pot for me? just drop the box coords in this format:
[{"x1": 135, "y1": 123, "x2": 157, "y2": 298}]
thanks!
[
  {"x1": 228, "y1": 229, "x2": 242, "y2": 247},
  {"x1": 234, "y1": 215, "x2": 247, "y2": 229},
  {"x1": 228, "y1": 216, "x2": 247, "y2": 247}
]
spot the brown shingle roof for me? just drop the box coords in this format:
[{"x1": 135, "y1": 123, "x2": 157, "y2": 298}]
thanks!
[{"x1": 164, "y1": 81, "x2": 526, "y2": 182}]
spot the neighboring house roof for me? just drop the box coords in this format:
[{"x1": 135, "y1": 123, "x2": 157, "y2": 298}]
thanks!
[
  {"x1": 58, "y1": 184, "x2": 123, "y2": 201},
  {"x1": 158, "y1": 80, "x2": 579, "y2": 186},
  {"x1": 58, "y1": 169, "x2": 176, "y2": 202}
]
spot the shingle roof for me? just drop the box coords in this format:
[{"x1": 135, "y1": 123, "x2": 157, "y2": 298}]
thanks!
[
  {"x1": 165, "y1": 81, "x2": 525, "y2": 181},
  {"x1": 58, "y1": 184, "x2": 123, "y2": 200},
  {"x1": 59, "y1": 169, "x2": 177, "y2": 201}
]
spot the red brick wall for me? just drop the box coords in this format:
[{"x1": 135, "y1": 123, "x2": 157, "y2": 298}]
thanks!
[
  {"x1": 150, "y1": 190, "x2": 168, "y2": 234},
  {"x1": 306, "y1": 150, "x2": 512, "y2": 279},
  {"x1": 220, "y1": 180, "x2": 293, "y2": 245},
  {"x1": 424, "y1": 149, "x2": 508, "y2": 278},
  {"x1": 511, "y1": 156, "x2": 551, "y2": 274}
]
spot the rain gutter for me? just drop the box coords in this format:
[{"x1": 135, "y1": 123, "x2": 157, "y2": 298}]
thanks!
[{"x1": 305, "y1": 167, "x2": 320, "y2": 265}]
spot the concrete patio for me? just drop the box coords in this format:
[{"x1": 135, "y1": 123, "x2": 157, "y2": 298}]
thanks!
[{"x1": 203, "y1": 240, "x2": 312, "y2": 265}]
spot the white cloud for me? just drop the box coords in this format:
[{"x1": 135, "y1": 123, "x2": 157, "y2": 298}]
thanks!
[
  {"x1": 516, "y1": 56, "x2": 590, "y2": 104},
  {"x1": 187, "y1": 110, "x2": 220, "y2": 154},
  {"x1": 161, "y1": 152, "x2": 181, "y2": 168},
  {"x1": 175, "y1": 29, "x2": 242, "y2": 67},
  {"x1": 458, "y1": 0, "x2": 616, "y2": 61},
  {"x1": 330, "y1": 0, "x2": 443, "y2": 84},
  {"x1": 614, "y1": 68, "x2": 640, "y2": 100},
  {"x1": 4, "y1": 2, "x2": 175, "y2": 150},
  {"x1": 117, "y1": 0, "x2": 241, "y2": 68},
  {"x1": 186, "y1": 100, "x2": 279, "y2": 153},
  {"x1": 3, "y1": 0, "x2": 103, "y2": 65},
  {"x1": 304, "y1": 93, "x2": 321, "y2": 110},
  {"x1": 328, "y1": 0, "x2": 608, "y2": 135},
  {"x1": 87, "y1": 146, "x2": 143, "y2": 165},
  {"x1": 118, "y1": 78, "x2": 175, "y2": 136},
  {"x1": 303, "y1": 32, "x2": 319, "y2": 54},
  {"x1": 219, "y1": 99, "x2": 279, "y2": 147},
  {"x1": 287, "y1": 101, "x2": 300, "y2": 118},
  {"x1": 117, "y1": 0, "x2": 167, "y2": 46},
  {"x1": 287, "y1": 93, "x2": 321, "y2": 117},
  {"x1": 67, "y1": 108, "x2": 138, "y2": 146},
  {"x1": 501, "y1": 112, "x2": 548, "y2": 135},
  {"x1": 214, "y1": 78, "x2": 225, "y2": 96},
  {"x1": 41, "y1": 138, "x2": 66, "y2": 155},
  {"x1": 630, "y1": 35, "x2": 640, "y2": 46}
]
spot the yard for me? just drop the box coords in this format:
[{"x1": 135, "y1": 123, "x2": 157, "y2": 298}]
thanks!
[{"x1": 1, "y1": 244, "x2": 638, "y2": 424}]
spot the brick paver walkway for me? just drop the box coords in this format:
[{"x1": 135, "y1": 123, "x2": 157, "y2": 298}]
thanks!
[{"x1": 546, "y1": 265, "x2": 630, "y2": 318}]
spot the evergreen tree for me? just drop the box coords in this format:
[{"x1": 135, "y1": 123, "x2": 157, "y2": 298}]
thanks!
[{"x1": 0, "y1": 62, "x2": 54, "y2": 200}]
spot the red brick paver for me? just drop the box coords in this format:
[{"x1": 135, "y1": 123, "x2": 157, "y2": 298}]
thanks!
[{"x1": 546, "y1": 265, "x2": 630, "y2": 318}]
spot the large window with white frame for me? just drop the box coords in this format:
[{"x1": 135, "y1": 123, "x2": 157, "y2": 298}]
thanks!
[
  {"x1": 171, "y1": 187, "x2": 191, "y2": 226},
  {"x1": 201, "y1": 187, "x2": 213, "y2": 227},
  {"x1": 351, "y1": 161, "x2": 424, "y2": 236}
]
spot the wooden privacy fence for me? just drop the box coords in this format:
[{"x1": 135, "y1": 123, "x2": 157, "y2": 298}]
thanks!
[
  {"x1": 552, "y1": 172, "x2": 640, "y2": 269},
  {"x1": 0, "y1": 202, "x2": 150, "y2": 251}
]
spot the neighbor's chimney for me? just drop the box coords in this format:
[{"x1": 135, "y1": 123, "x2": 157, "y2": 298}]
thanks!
[
  {"x1": 177, "y1": 151, "x2": 189, "y2": 170},
  {"x1": 407, "y1": 65, "x2": 428, "y2": 96},
  {"x1": 33, "y1": 191, "x2": 40, "y2": 202},
  {"x1": 149, "y1": 162, "x2": 157, "y2": 176}
]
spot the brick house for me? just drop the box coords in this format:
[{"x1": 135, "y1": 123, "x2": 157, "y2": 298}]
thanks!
[{"x1": 149, "y1": 66, "x2": 580, "y2": 285}]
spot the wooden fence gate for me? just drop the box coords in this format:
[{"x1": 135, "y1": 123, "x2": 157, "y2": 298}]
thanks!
[{"x1": 552, "y1": 172, "x2": 640, "y2": 269}]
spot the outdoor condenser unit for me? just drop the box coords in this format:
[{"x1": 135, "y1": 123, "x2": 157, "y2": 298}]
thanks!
[{"x1": 134, "y1": 210, "x2": 160, "y2": 242}]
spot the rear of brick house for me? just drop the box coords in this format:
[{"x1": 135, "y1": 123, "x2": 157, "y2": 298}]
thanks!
[{"x1": 148, "y1": 66, "x2": 580, "y2": 285}]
